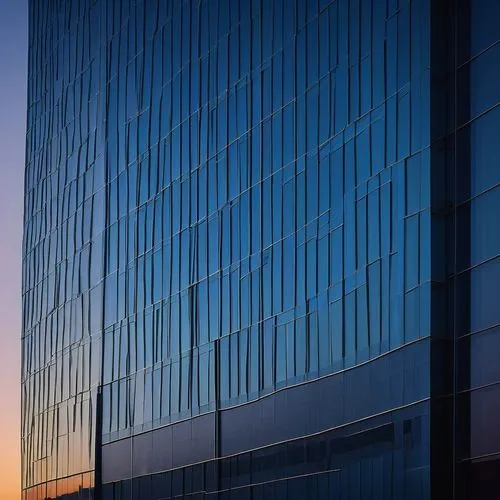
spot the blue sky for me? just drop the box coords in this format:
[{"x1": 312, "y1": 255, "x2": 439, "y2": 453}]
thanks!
[{"x1": 0, "y1": 0, "x2": 27, "y2": 497}]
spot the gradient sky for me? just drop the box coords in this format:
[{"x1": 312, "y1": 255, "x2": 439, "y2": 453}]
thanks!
[{"x1": 0, "y1": 0, "x2": 27, "y2": 498}]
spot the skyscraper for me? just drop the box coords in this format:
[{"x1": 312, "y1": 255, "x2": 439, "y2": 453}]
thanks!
[{"x1": 21, "y1": 0, "x2": 500, "y2": 499}]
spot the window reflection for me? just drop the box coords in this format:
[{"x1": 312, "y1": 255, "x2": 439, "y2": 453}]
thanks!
[{"x1": 25, "y1": 0, "x2": 493, "y2": 497}]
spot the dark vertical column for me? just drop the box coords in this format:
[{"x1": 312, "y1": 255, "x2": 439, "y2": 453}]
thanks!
[
  {"x1": 95, "y1": 387, "x2": 103, "y2": 500},
  {"x1": 430, "y1": 0, "x2": 473, "y2": 497},
  {"x1": 429, "y1": 0, "x2": 456, "y2": 497},
  {"x1": 214, "y1": 337, "x2": 221, "y2": 499}
]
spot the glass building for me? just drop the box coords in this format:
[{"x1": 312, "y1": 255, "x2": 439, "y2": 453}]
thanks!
[{"x1": 21, "y1": 0, "x2": 500, "y2": 498}]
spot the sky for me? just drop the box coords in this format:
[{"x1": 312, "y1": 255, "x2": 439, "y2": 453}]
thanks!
[{"x1": 0, "y1": 0, "x2": 27, "y2": 498}]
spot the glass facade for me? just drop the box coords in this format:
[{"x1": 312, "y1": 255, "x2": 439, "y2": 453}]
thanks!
[
  {"x1": 445, "y1": 0, "x2": 500, "y2": 497},
  {"x1": 21, "y1": 0, "x2": 500, "y2": 499}
]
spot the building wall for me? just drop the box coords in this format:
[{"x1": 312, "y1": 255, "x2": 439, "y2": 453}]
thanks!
[
  {"x1": 22, "y1": 0, "x2": 435, "y2": 498},
  {"x1": 98, "y1": 0, "x2": 433, "y2": 497},
  {"x1": 449, "y1": 0, "x2": 500, "y2": 497},
  {"x1": 22, "y1": 1, "x2": 107, "y2": 498}
]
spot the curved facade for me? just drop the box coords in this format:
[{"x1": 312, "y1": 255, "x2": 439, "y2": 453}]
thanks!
[
  {"x1": 22, "y1": 0, "x2": 106, "y2": 498},
  {"x1": 22, "y1": 0, "x2": 500, "y2": 499}
]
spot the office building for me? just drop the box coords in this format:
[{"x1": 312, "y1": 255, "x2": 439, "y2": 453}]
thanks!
[{"x1": 21, "y1": 0, "x2": 500, "y2": 498}]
